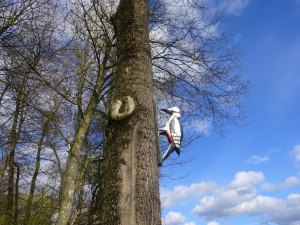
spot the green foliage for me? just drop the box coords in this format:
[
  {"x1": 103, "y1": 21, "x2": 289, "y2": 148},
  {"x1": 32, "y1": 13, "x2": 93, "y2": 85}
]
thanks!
[{"x1": 0, "y1": 191, "x2": 56, "y2": 225}]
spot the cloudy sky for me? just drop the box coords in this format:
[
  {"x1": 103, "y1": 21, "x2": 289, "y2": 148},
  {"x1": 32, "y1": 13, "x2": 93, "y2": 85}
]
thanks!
[{"x1": 160, "y1": 0, "x2": 300, "y2": 225}]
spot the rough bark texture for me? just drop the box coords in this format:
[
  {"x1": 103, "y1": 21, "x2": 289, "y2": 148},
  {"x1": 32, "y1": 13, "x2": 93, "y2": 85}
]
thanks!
[{"x1": 99, "y1": 0, "x2": 161, "y2": 224}]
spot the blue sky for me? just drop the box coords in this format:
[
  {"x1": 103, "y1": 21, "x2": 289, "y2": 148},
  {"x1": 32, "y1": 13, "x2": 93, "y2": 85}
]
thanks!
[{"x1": 160, "y1": 1, "x2": 300, "y2": 225}]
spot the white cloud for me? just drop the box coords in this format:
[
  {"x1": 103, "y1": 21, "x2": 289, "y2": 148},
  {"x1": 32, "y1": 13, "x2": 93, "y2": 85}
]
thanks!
[
  {"x1": 247, "y1": 155, "x2": 269, "y2": 165},
  {"x1": 192, "y1": 190, "x2": 300, "y2": 224},
  {"x1": 222, "y1": 0, "x2": 251, "y2": 15},
  {"x1": 235, "y1": 194, "x2": 300, "y2": 225},
  {"x1": 210, "y1": 0, "x2": 252, "y2": 16},
  {"x1": 161, "y1": 171, "x2": 300, "y2": 225},
  {"x1": 207, "y1": 222, "x2": 219, "y2": 225},
  {"x1": 161, "y1": 182, "x2": 217, "y2": 208},
  {"x1": 162, "y1": 211, "x2": 196, "y2": 225},
  {"x1": 190, "y1": 119, "x2": 212, "y2": 135},
  {"x1": 290, "y1": 144, "x2": 300, "y2": 163},
  {"x1": 261, "y1": 176, "x2": 300, "y2": 191},
  {"x1": 230, "y1": 171, "x2": 264, "y2": 188},
  {"x1": 191, "y1": 185, "x2": 257, "y2": 219},
  {"x1": 162, "y1": 211, "x2": 186, "y2": 225},
  {"x1": 228, "y1": 195, "x2": 283, "y2": 216}
]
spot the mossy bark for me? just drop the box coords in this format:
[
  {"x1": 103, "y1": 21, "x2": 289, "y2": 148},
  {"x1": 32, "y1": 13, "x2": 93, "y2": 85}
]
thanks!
[{"x1": 99, "y1": 0, "x2": 161, "y2": 224}]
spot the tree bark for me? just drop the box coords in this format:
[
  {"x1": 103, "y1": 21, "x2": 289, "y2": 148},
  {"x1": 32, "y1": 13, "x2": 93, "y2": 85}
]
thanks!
[
  {"x1": 4, "y1": 98, "x2": 25, "y2": 225},
  {"x1": 99, "y1": 0, "x2": 161, "y2": 224},
  {"x1": 0, "y1": 100, "x2": 20, "y2": 186},
  {"x1": 13, "y1": 163, "x2": 20, "y2": 225},
  {"x1": 5, "y1": 150, "x2": 15, "y2": 225},
  {"x1": 57, "y1": 57, "x2": 108, "y2": 225},
  {"x1": 23, "y1": 121, "x2": 48, "y2": 225}
]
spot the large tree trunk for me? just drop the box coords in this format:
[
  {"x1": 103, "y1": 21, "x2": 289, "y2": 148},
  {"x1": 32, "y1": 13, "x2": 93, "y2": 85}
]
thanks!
[{"x1": 99, "y1": 0, "x2": 161, "y2": 224}]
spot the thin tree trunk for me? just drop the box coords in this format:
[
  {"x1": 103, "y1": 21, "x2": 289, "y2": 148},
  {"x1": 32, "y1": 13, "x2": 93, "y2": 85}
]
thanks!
[
  {"x1": 3, "y1": 74, "x2": 27, "y2": 225},
  {"x1": 87, "y1": 184, "x2": 100, "y2": 225},
  {"x1": 57, "y1": 107, "x2": 94, "y2": 225},
  {"x1": 69, "y1": 153, "x2": 90, "y2": 225},
  {"x1": 0, "y1": 149, "x2": 9, "y2": 185},
  {"x1": 0, "y1": 85, "x2": 10, "y2": 184},
  {"x1": 5, "y1": 150, "x2": 15, "y2": 225},
  {"x1": 99, "y1": 0, "x2": 161, "y2": 224},
  {"x1": 4, "y1": 101, "x2": 21, "y2": 225},
  {"x1": 13, "y1": 163, "x2": 20, "y2": 225},
  {"x1": 23, "y1": 121, "x2": 48, "y2": 225},
  {"x1": 50, "y1": 144, "x2": 63, "y2": 183},
  {"x1": 69, "y1": 184, "x2": 84, "y2": 225},
  {"x1": 0, "y1": 103, "x2": 19, "y2": 186},
  {"x1": 57, "y1": 58, "x2": 108, "y2": 225}
]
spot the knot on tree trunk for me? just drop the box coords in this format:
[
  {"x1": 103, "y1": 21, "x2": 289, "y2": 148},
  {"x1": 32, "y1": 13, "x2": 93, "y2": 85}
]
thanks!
[{"x1": 110, "y1": 96, "x2": 135, "y2": 120}]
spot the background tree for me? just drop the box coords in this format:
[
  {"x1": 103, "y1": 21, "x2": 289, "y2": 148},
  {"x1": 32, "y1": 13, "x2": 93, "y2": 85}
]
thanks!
[{"x1": 0, "y1": 0, "x2": 65, "y2": 224}]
